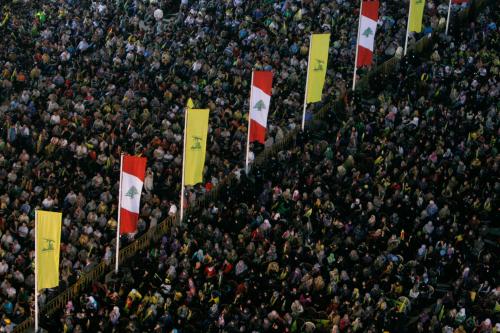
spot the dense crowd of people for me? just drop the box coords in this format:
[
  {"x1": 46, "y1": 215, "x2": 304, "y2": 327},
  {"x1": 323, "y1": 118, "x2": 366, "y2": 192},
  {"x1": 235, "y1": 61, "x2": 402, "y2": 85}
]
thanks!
[{"x1": 0, "y1": 0, "x2": 497, "y2": 332}]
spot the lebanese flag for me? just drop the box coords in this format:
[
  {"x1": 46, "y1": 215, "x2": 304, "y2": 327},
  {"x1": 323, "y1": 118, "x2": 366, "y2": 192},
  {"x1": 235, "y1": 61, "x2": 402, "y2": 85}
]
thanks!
[
  {"x1": 249, "y1": 71, "x2": 273, "y2": 144},
  {"x1": 356, "y1": 0, "x2": 380, "y2": 68},
  {"x1": 119, "y1": 155, "x2": 147, "y2": 234}
]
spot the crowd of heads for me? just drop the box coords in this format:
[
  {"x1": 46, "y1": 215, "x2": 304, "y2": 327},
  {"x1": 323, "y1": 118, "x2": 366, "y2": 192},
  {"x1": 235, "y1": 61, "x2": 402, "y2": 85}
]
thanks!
[{"x1": 0, "y1": 0, "x2": 498, "y2": 332}]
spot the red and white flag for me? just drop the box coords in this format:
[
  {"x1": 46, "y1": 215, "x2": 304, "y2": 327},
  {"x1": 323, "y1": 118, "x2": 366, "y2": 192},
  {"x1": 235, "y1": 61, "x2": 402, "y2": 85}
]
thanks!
[
  {"x1": 356, "y1": 0, "x2": 380, "y2": 68},
  {"x1": 249, "y1": 71, "x2": 273, "y2": 144},
  {"x1": 119, "y1": 155, "x2": 147, "y2": 234}
]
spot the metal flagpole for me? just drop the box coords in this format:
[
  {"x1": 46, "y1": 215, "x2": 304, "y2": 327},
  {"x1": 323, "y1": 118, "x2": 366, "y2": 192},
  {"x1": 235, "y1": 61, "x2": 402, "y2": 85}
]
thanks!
[
  {"x1": 180, "y1": 107, "x2": 188, "y2": 223},
  {"x1": 245, "y1": 71, "x2": 255, "y2": 175},
  {"x1": 34, "y1": 210, "x2": 38, "y2": 332},
  {"x1": 404, "y1": 0, "x2": 412, "y2": 56},
  {"x1": 115, "y1": 153, "x2": 124, "y2": 273},
  {"x1": 445, "y1": 0, "x2": 452, "y2": 35},
  {"x1": 353, "y1": 0, "x2": 364, "y2": 91},
  {"x1": 301, "y1": 34, "x2": 313, "y2": 131}
]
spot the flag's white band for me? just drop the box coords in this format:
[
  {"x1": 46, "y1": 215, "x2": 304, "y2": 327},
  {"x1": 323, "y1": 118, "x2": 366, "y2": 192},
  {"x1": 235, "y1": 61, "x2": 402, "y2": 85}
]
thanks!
[
  {"x1": 120, "y1": 171, "x2": 144, "y2": 213},
  {"x1": 359, "y1": 16, "x2": 378, "y2": 52},
  {"x1": 250, "y1": 86, "x2": 271, "y2": 128}
]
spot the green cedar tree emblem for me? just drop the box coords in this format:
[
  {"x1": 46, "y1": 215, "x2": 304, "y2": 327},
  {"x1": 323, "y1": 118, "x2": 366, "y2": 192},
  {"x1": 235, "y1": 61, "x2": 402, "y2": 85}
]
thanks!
[
  {"x1": 253, "y1": 100, "x2": 266, "y2": 111},
  {"x1": 125, "y1": 185, "x2": 139, "y2": 199},
  {"x1": 362, "y1": 27, "x2": 374, "y2": 38}
]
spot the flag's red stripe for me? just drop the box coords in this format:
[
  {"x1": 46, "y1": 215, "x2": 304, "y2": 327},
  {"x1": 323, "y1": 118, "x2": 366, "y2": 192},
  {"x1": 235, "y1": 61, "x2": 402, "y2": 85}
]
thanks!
[
  {"x1": 357, "y1": 45, "x2": 373, "y2": 67},
  {"x1": 253, "y1": 71, "x2": 273, "y2": 96},
  {"x1": 362, "y1": 0, "x2": 379, "y2": 21},
  {"x1": 249, "y1": 119, "x2": 266, "y2": 144},
  {"x1": 119, "y1": 208, "x2": 139, "y2": 234},
  {"x1": 122, "y1": 155, "x2": 147, "y2": 181}
]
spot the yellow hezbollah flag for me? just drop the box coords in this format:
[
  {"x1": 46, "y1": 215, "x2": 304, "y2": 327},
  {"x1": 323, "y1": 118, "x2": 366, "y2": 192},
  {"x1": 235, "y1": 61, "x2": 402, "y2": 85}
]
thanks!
[
  {"x1": 36, "y1": 210, "x2": 62, "y2": 291},
  {"x1": 306, "y1": 33, "x2": 330, "y2": 103},
  {"x1": 184, "y1": 109, "x2": 209, "y2": 185},
  {"x1": 408, "y1": 0, "x2": 426, "y2": 33}
]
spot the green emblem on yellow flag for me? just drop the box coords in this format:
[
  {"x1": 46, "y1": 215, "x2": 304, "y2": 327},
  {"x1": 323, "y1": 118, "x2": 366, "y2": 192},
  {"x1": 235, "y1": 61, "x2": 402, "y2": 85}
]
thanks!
[
  {"x1": 313, "y1": 59, "x2": 325, "y2": 71},
  {"x1": 42, "y1": 239, "x2": 55, "y2": 252},
  {"x1": 191, "y1": 136, "x2": 202, "y2": 150}
]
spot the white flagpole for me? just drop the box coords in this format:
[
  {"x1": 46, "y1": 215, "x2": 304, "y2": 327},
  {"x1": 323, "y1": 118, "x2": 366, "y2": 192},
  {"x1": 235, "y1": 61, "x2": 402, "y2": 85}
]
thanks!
[
  {"x1": 180, "y1": 107, "x2": 188, "y2": 223},
  {"x1": 404, "y1": 0, "x2": 412, "y2": 56},
  {"x1": 115, "y1": 153, "x2": 124, "y2": 273},
  {"x1": 245, "y1": 71, "x2": 255, "y2": 175},
  {"x1": 353, "y1": 0, "x2": 364, "y2": 91},
  {"x1": 34, "y1": 210, "x2": 39, "y2": 332},
  {"x1": 302, "y1": 34, "x2": 313, "y2": 131},
  {"x1": 445, "y1": 0, "x2": 452, "y2": 35}
]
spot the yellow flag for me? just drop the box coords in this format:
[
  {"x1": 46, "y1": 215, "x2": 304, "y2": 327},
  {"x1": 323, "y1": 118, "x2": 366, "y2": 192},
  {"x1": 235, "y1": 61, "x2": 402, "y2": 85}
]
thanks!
[
  {"x1": 36, "y1": 210, "x2": 62, "y2": 291},
  {"x1": 184, "y1": 109, "x2": 209, "y2": 185},
  {"x1": 408, "y1": 0, "x2": 426, "y2": 33},
  {"x1": 306, "y1": 33, "x2": 330, "y2": 103},
  {"x1": 187, "y1": 98, "x2": 194, "y2": 109}
]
